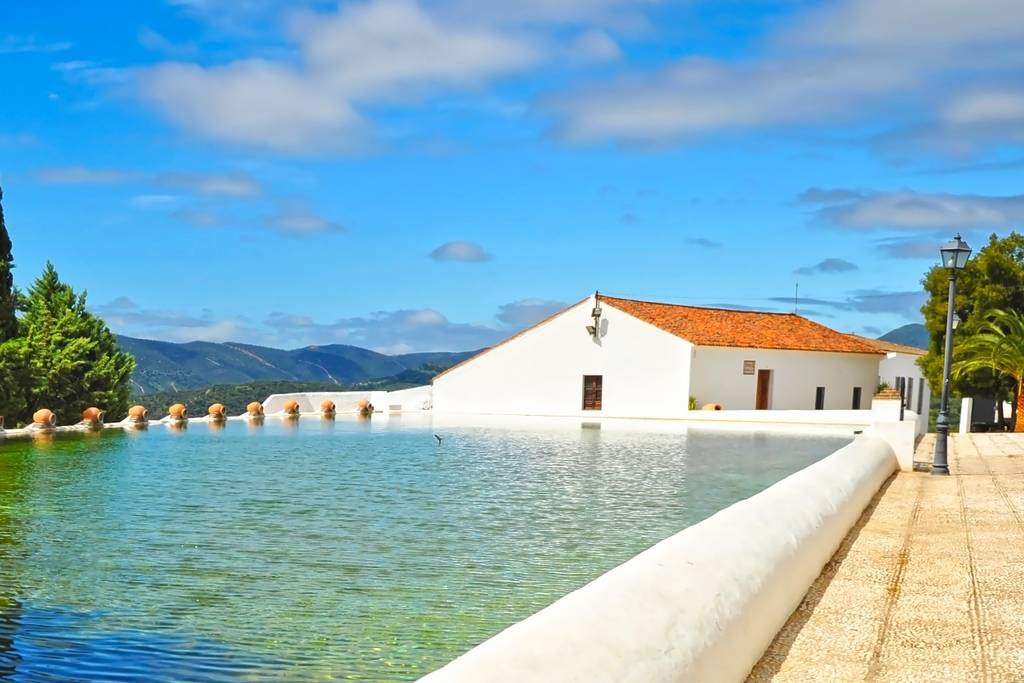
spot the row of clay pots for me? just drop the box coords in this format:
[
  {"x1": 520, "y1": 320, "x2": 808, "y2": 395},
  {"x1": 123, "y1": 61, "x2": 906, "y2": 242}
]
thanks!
[
  {"x1": 279, "y1": 399, "x2": 371, "y2": 416},
  {"x1": 168, "y1": 403, "x2": 229, "y2": 420},
  {"x1": 22, "y1": 398, "x2": 365, "y2": 430},
  {"x1": 127, "y1": 402, "x2": 254, "y2": 423},
  {"x1": 26, "y1": 407, "x2": 106, "y2": 429}
]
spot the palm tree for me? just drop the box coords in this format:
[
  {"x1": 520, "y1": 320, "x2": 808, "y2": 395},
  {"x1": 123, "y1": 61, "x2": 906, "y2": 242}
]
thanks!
[{"x1": 953, "y1": 309, "x2": 1024, "y2": 432}]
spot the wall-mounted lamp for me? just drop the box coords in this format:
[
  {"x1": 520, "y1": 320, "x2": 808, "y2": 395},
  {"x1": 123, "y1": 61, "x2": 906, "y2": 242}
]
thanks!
[{"x1": 586, "y1": 294, "x2": 602, "y2": 338}]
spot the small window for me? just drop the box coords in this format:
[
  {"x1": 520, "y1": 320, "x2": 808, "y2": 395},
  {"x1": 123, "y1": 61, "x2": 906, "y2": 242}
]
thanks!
[
  {"x1": 815, "y1": 387, "x2": 826, "y2": 410},
  {"x1": 852, "y1": 387, "x2": 862, "y2": 410},
  {"x1": 582, "y1": 375, "x2": 603, "y2": 410}
]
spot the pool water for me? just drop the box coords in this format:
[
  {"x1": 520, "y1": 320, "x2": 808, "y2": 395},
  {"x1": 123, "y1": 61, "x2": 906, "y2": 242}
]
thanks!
[{"x1": 0, "y1": 417, "x2": 850, "y2": 681}]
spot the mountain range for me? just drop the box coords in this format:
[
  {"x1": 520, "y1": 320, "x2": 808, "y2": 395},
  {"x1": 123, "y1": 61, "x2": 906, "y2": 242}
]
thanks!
[
  {"x1": 118, "y1": 335, "x2": 478, "y2": 394},
  {"x1": 877, "y1": 324, "x2": 928, "y2": 350},
  {"x1": 121, "y1": 322, "x2": 928, "y2": 394}
]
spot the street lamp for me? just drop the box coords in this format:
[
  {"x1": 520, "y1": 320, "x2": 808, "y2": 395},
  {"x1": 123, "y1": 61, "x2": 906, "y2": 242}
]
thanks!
[{"x1": 932, "y1": 234, "x2": 972, "y2": 475}]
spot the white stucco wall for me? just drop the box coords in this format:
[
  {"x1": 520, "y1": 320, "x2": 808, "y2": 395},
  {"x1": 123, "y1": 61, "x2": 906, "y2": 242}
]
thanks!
[
  {"x1": 878, "y1": 351, "x2": 931, "y2": 434},
  {"x1": 420, "y1": 434, "x2": 897, "y2": 683},
  {"x1": 432, "y1": 298, "x2": 695, "y2": 419},
  {"x1": 688, "y1": 346, "x2": 881, "y2": 411}
]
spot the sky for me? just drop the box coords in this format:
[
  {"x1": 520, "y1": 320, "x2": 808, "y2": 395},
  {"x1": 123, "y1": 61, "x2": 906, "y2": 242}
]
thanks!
[{"x1": 1, "y1": 0, "x2": 1023, "y2": 354}]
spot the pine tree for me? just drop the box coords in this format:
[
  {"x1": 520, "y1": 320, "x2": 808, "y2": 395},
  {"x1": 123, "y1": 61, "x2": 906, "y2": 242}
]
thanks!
[
  {"x1": 0, "y1": 185, "x2": 17, "y2": 342},
  {"x1": 19, "y1": 263, "x2": 136, "y2": 424}
]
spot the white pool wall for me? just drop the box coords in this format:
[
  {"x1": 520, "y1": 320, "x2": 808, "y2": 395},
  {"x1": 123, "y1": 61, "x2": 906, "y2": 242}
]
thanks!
[
  {"x1": 420, "y1": 433, "x2": 897, "y2": 683},
  {"x1": 262, "y1": 385, "x2": 432, "y2": 415}
]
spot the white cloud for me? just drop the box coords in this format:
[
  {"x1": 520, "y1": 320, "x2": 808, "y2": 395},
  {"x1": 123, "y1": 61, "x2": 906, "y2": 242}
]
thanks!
[
  {"x1": 793, "y1": 258, "x2": 859, "y2": 276},
  {"x1": 496, "y1": 299, "x2": 567, "y2": 326},
  {"x1": 0, "y1": 35, "x2": 72, "y2": 54},
  {"x1": 433, "y1": 0, "x2": 659, "y2": 29},
  {"x1": 806, "y1": 188, "x2": 1024, "y2": 230},
  {"x1": 264, "y1": 307, "x2": 503, "y2": 351},
  {"x1": 551, "y1": 0, "x2": 1024, "y2": 149},
  {"x1": 97, "y1": 294, "x2": 572, "y2": 351},
  {"x1": 138, "y1": 27, "x2": 198, "y2": 57},
  {"x1": 139, "y1": 60, "x2": 368, "y2": 154},
  {"x1": 430, "y1": 240, "x2": 492, "y2": 262},
  {"x1": 157, "y1": 171, "x2": 263, "y2": 197},
  {"x1": 32, "y1": 166, "x2": 139, "y2": 184},
  {"x1": 172, "y1": 207, "x2": 227, "y2": 226},
  {"x1": 769, "y1": 289, "x2": 927, "y2": 320},
  {"x1": 567, "y1": 29, "x2": 621, "y2": 64},
  {"x1": 292, "y1": 0, "x2": 541, "y2": 100},
  {"x1": 263, "y1": 203, "x2": 344, "y2": 234},
  {"x1": 942, "y1": 90, "x2": 1024, "y2": 127},
  {"x1": 138, "y1": 0, "x2": 542, "y2": 153},
  {"x1": 131, "y1": 194, "x2": 180, "y2": 208},
  {"x1": 93, "y1": 298, "x2": 257, "y2": 343}
]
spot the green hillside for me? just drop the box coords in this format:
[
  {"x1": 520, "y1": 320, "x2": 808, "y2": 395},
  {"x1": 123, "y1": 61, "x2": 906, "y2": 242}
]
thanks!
[
  {"x1": 118, "y1": 335, "x2": 477, "y2": 393},
  {"x1": 878, "y1": 324, "x2": 928, "y2": 350}
]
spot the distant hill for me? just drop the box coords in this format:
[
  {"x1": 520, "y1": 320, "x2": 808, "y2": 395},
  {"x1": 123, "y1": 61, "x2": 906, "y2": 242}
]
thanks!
[
  {"x1": 129, "y1": 373, "x2": 436, "y2": 419},
  {"x1": 117, "y1": 335, "x2": 478, "y2": 393},
  {"x1": 879, "y1": 324, "x2": 928, "y2": 350}
]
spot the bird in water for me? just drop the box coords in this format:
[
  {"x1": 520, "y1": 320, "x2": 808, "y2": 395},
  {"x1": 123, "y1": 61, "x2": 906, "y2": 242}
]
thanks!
[{"x1": 434, "y1": 434, "x2": 443, "y2": 445}]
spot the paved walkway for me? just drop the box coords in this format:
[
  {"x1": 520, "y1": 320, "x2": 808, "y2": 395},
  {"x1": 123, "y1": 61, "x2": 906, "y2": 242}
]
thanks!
[{"x1": 748, "y1": 433, "x2": 1024, "y2": 682}]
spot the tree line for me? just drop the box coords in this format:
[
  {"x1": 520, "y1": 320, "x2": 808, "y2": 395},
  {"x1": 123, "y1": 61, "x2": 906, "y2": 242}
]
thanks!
[
  {"x1": 0, "y1": 186, "x2": 135, "y2": 427},
  {"x1": 921, "y1": 233, "x2": 1024, "y2": 432}
]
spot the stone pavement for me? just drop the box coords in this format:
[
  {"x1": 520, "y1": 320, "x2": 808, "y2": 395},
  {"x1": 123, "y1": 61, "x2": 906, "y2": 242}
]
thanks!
[{"x1": 748, "y1": 433, "x2": 1024, "y2": 682}]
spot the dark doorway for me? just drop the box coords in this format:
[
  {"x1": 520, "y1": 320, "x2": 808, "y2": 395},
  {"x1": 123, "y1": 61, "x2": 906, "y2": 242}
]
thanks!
[
  {"x1": 582, "y1": 375, "x2": 603, "y2": 410},
  {"x1": 755, "y1": 369, "x2": 772, "y2": 410}
]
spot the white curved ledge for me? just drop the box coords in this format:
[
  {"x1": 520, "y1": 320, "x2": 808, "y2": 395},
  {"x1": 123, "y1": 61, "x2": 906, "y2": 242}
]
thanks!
[{"x1": 421, "y1": 434, "x2": 897, "y2": 683}]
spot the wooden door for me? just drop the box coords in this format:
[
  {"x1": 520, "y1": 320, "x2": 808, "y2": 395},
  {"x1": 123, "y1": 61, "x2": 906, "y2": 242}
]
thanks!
[
  {"x1": 582, "y1": 375, "x2": 603, "y2": 410},
  {"x1": 755, "y1": 370, "x2": 771, "y2": 410}
]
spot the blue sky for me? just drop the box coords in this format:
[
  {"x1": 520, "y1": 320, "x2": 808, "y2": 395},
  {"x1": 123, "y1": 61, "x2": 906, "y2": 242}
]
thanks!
[{"x1": 2, "y1": 0, "x2": 1023, "y2": 353}]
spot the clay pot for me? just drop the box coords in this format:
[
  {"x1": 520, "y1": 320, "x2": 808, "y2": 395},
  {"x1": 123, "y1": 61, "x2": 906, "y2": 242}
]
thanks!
[
  {"x1": 128, "y1": 405, "x2": 148, "y2": 422},
  {"x1": 356, "y1": 399, "x2": 371, "y2": 411},
  {"x1": 321, "y1": 400, "x2": 336, "y2": 414},
  {"x1": 246, "y1": 401, "x2": 264, "y2": 417},
  {"x1": 208, "y1": 403, "x2": 227, "y2": 420},
  {"x1": 701, "y1": 403, "x2": 724, "y2": 411},
  {"x1": 283, "y1": 400, "x2": 300, "y2": 416},
  {"x1": 168, "y1": 404, "x2": 188, "y2": 419},
  {"x1": 33, "y1": 409, "x2": 57, "y2": 428},
  {"x1": 82, "y1": 407, "x2": 105, "y2": 425},
  {"x1": 32, "y1": 409, "x2": 57, "y2": 427}
]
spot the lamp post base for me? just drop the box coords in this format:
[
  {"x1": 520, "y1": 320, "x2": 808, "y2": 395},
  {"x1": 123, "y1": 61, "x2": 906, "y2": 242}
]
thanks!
[{"x1": 932, "y1": 412, "x2": 951, "y2": 476}]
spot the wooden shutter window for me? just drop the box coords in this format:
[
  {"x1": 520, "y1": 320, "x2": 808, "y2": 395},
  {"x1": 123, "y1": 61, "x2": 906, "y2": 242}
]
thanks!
[{"x1": 582, "y1": 375, "x2": 603, "y2": 410}]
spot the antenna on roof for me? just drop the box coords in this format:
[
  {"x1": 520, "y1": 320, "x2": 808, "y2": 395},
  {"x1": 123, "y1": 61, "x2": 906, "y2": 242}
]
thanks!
[{"x1": 794, "y1": 282, "x2": 799, "y2": 314}]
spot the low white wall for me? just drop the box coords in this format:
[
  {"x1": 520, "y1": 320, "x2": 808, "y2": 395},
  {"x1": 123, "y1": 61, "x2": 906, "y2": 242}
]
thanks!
[
  {"x1": 262, "y1": 386, "x2": 434, "y2": 415},
  {"x1": 421, "y1": 435, "x2": 897, "y2": 683},
  {"x1": 384, "y1": 385, "x2": 433, "y2": 412},
  {"x1": 262, "y1": 391, "x2": 388, "y2": 415}
]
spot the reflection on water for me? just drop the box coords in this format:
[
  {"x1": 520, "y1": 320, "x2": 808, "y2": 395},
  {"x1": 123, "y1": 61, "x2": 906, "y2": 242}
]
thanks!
[{"x1": 0, "y1": 419, "x2": 849, "y2": 681}]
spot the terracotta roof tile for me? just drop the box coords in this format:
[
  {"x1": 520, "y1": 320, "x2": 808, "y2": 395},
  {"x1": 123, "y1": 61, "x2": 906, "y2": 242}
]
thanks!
[
  {"x1": 599, "y1": 295, "x2": 882, "y2": 354},
  {"x1": 846, "y1": 334, "x2": 927, "y2": 356}
]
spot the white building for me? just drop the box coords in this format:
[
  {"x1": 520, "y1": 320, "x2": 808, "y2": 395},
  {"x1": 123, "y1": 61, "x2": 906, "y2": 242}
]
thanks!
[
  {"x1": 432, "y1": 293, "x2": 885, "y2": 419},
  {"x1": 851, "y1": 335, "x2": 931, "y2": 433}
]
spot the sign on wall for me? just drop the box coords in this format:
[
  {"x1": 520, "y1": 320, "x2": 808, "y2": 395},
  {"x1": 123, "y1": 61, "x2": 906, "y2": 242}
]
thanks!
[{"x1": 743, "y1": 360, "x2": 756, "y2": 375}]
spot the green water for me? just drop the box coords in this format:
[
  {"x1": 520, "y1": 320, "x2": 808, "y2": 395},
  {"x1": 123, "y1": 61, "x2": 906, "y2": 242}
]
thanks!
[{"x1": 0, "y1": 417, "x2": 850, "y2": 681}]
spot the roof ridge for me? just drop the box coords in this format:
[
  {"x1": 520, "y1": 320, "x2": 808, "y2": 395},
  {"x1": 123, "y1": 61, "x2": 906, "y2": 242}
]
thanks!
[{"x1": 598, "y1": 294, "x2": 801, "y2": 317}]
